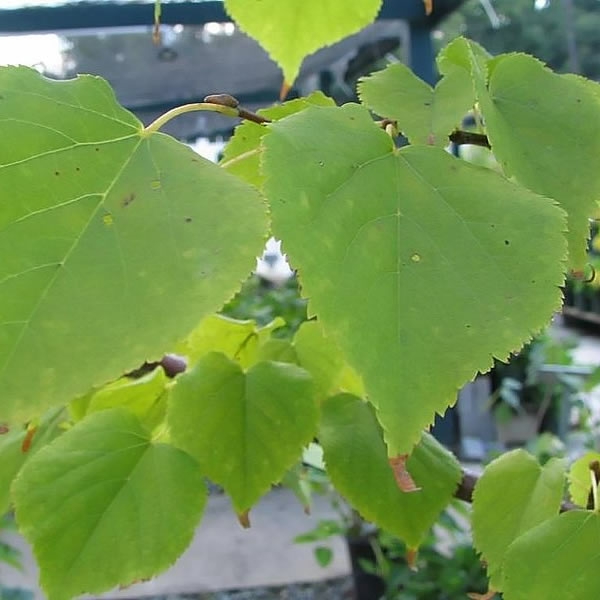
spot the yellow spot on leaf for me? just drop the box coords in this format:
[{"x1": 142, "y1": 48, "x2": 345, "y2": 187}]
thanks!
[{"x1": 103, "y1": 214, "x2": 113, "y2": 226}]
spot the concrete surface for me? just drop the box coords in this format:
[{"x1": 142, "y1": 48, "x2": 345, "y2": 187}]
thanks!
[{"x1": 0, "y1": 489, "x2": 351, "y2": 599}]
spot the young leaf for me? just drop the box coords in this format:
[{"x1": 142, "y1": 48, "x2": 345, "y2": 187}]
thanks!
[
  {"x1": 168, "y1": 352, "x2": 318, "y2": 513},
  {"x1": 472, "y1": 449, "x2": 565, "y2": 590},
  {"x1": 503, "y1": 511, "x2": 600, "y2": 600},
  {"x1": 568, "y1": 451, "x2": 600, "y2": 507},
  {"x1": 0, "y1": 66, "x2": 268, "y2": 425},
  {"x1": 319, "y1": 394, "x2": 462, "y2": 548},
  {"x1": 468, "y1": 48, "x2": 600, "y2": 268},
  {"x1": 12, "y1": 409, "x2": 206, "y2": 600},
  {"x1": 73, "y1": 367, "x2": 168, "y2": 423},
  {"x1": 224, "y1": 0, "x2": 381, "y2": 89},
  {"x1": 263, "y1": 103, "x2": 567, "y2": 453},
  {"x1": 358, "y1": 61, "x2": 474, "y2": 146},
  {"x1": 174, "y1": 314, "x2": 261, "y2": 368},
  {"x1": 221, "y1": 91, "x2": 335, "y2": 188}
]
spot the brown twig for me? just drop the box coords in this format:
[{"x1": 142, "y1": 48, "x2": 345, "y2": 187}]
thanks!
[{"x1": 449, "y1": 130, "x2": 491, "y2": 149}]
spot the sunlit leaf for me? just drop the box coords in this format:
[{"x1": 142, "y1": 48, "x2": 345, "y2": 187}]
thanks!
[
  {"x1": 12, "y1": 409, "x2": 206, "y2": 600},
  {"x1": 224, "y1": 0, "x2": 381, "y2": 88},
  {"x1": 568, "y1": 451, "x2": 600, "y2": 507},
  {"x1": 263, "y1": 103, "x2": 566, "y2": 453},
  {"x1": 221, "y1": 91, "x2": 334, "y2": 188},
  {"x1": 168, "y1": 352, "x2": 317, "y2": 512},
  {"x1": 0, "y1": 66, "x2": 268, "y2": 424},
  {"x1": 472, "y1": 450, "x2": 565, "y2": 590}
]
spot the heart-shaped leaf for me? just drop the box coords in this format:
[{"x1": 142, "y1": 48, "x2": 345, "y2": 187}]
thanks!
[
  {"x1": 358, "y1": 61, "x2": 474, "y2": 146},
  {"x1": 12, "y1": 408, "x2": 206, "y2": 600},
  {"x1": 568, "y1": 451, "x2": 600, "y2": 507},
  {"x1": 0, "y1": 66, "x2": 268, "y2": 424},
  {"x1": 472, "y1": 450, "x2": 565, "y2": 590},
  {"x1": 168, "y1": 352, "x2": 318, "y2": 512},
  {"x1": 224, "y1": 0, "x2": 382, "y2": 89},
  {"x1": 263, "y1": 103, "x2": 566, "y2": 453}
]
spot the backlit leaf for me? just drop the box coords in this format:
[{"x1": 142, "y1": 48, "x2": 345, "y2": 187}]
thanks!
[
  {"x1": 263, "y1": 103, "x2": 566, "y2": 453},
  {"x1": 168, "y1": 352, "x2": 317, "y2": 512},
  {"x1": 221, "y1": 91, "x2": 334, "y2": 188},
  {"x1": 0, "y1": 66, "x2": 268, "y2": 424},
  {"x1": 12, "y1": 409, "x2": 206, "y2": 600},
  {"x1": 319, "y1": 394, "x2": 461, "y2": 548},
  {"x1": 472, "y1": 450, "x2": 565, "y2": 590},
  {"x1": 224, "y1": 0, "x2": 381, "y2": 88},
  {"x1": 568, "y1": 451, "x2": 600, "y2": 507}
]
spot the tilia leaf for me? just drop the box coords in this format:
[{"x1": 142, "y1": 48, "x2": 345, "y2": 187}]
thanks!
[
  {"x1": 263, "y1": 103, "x2": 566, "y2": 453},
  {"x1": 320, "y1": 393, "x2": 461, "y2": 548},
  {"x1": 224, "y1": 0, "x2": 381, "y2": 89},
  {"x1": 472, "y1": 449, "x2": 565, "y2": 590},
  {"x1": 12, "y1": 409, "x2": 206, "y2": 600},
  {"x1": 0, "y1": 66, "x2": 268, "y2": 424},
  {"x1": 168, "y1": 352, "x2": 318, "y2": 512}
]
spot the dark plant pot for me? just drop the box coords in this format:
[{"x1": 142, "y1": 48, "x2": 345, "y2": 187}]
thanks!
[
  {"x1": 589, "y1": 290, "x2": 600, "y2": 314},
  {"x1": 347, "y1": 536, "x2": 385, "y2": 600},
  {"x1": 574, "y1": 289, "x2": 592, "y2": 312}
]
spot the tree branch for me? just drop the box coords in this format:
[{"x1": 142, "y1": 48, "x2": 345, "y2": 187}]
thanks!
[
  {"x1": 449, "y1": 130, "x2": 491, "y2": 149},
  {"x1": 455, "y1": 469, "x2": 578, "y2": 512}
]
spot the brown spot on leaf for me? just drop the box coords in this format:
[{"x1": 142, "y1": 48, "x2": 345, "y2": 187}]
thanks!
[
  {"x1": 185, "y1": 217, "x2": 192, "y2": 223},
  {"x1": 389, "y1": 455, "x2": 421, "y2": 492},
  {"x1": 122, "y1": 192, "x2": 135, "y2": 207},
  {"x1": 0, "y1": 423, "x2": 9, "y2": 434}
]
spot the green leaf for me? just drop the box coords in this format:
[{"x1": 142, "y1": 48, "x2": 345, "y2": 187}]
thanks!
[
  {"x1": 358, "y1": 62, "x2": 474, "y2": 146},
  {"x1": 319, "y1": 394, "x2": 462, "y2": 548},
  {"x1": 0, "y1": 407, "x2": 64, "y2": 515},
  {"x1": 224, "y1": 0, "x2": 381, "y2": 88},
  {"x1": 503, "y1": 511, "x2": 600, "y2": 600},
  {"x1": 263, "y1": 103, "x2": 567, "y2": 453},
  {"x1": 221, "y1": 91, "x2": 334, "y2": 188},
  {"x1": 0, "y1": 66, "x2": 268, "y2": 424},
  {"x1": 468, "y1": 49, "x2": 600, "y2": 267},
  {"x1": 74, "y1": 367, "x2": 168, "y2": 425},
  {"x1": 175, "y1": 314, "x2": 261, "y2": 368},
  {"x1": 168, "y1": 352, "x2": 317, "y2": 512},
  {"x1": 256, "y1": 338, "x2": 299, "y2": 363},
  {"x1": 472, "y1": 449, "x2": 565, "y2": 590},
  {"x1": 12, "y1": 409, "x2": 206, "y2": 600},
  {"x1": 568, "y1": 451, "x2": 600, "y2": 507},
  {"x1": 293, "y1": 321, "x2": 347, "y2": 400},
  {"x1": 314, "y1": 546, "x2": 334, "y2": 567}
]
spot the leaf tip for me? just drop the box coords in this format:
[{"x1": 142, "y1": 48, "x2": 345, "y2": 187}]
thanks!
[{"x1": 237, "y1": 510, "x2": 251, "y2": 528}]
